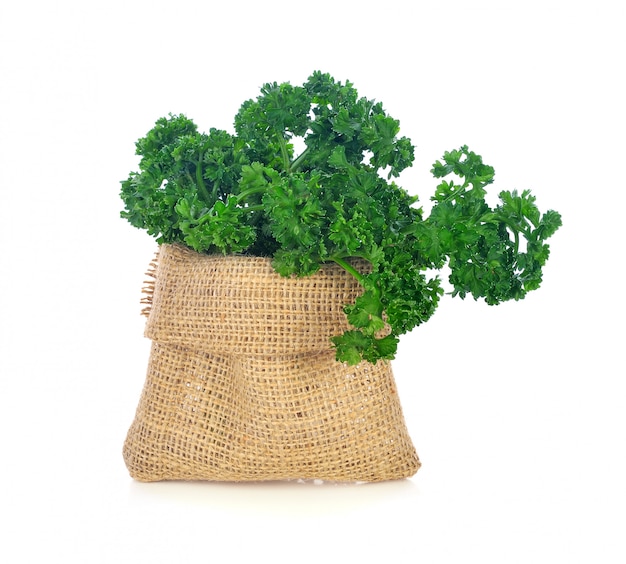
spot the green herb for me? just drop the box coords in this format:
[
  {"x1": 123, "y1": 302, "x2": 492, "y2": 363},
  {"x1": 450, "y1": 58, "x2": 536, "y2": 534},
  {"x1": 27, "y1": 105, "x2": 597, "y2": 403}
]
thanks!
[{"x1": 121, "y1": 71, "x2": 562, "y2": 365}]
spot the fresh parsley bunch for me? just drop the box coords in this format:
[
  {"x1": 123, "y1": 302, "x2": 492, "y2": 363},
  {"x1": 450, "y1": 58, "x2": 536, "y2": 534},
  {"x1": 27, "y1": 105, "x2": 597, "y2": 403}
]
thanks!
[{"x1": 121, "y1": 71, "x2": 562, "y2": 365}]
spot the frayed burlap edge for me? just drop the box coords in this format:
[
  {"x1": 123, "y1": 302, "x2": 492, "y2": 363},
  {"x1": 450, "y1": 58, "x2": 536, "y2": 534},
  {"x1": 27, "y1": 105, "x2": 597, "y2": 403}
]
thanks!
[{"x1": 140, "y1": 249, "x2": 159, "y2": 318}]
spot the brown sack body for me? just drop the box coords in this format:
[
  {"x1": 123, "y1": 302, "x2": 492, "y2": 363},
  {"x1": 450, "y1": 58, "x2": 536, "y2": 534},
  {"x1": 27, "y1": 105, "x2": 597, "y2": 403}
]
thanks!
[{"x1": 123, "y1": 244, "x2": 420, "y2": 482}]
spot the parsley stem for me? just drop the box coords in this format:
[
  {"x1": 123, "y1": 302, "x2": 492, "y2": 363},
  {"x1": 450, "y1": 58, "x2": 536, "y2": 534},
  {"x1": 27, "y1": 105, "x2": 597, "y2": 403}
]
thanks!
[
  {"x1": 277, "y1": 135, "x2": 291, "y2": 173},
  {"x1": 211, "y1": 179, "x2": 221, "y2": 202},
  {"x1": 331, "y1": 256, "x2": 366, "y2": 285},
  {"x1": 195, "y1": 155, "x2": 212, "y2": 204},
  {"x1": 242, "y1": 204, "x2": 264, "y2": 212},
  {"x1": 496, "y1": 214, "x2": 523, "y2": 255},
  {"x1": 235, "y1": 185, "x2": 267, "y2": 203},
  {"x1": 291, "y1": 147, "x2": 309, "y2": 172}
]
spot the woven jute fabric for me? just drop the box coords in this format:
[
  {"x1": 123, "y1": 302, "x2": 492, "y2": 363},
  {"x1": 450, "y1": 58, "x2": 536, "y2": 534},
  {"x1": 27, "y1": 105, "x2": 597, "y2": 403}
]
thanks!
[{"x1": 123, "y1": 244, "x2": 420, "y2": 482}]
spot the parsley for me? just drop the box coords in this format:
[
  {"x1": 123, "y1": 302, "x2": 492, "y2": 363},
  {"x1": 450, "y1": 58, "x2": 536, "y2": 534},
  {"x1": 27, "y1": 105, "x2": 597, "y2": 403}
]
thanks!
[{"x1": 121, "y1": 72, "x2": 562, "y2": 365}]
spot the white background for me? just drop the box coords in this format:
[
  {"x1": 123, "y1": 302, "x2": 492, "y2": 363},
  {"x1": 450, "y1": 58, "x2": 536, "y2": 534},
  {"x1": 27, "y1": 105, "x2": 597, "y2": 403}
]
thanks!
[{"x1": 1, "y1": 1, "x2": 624, "y2": 562}]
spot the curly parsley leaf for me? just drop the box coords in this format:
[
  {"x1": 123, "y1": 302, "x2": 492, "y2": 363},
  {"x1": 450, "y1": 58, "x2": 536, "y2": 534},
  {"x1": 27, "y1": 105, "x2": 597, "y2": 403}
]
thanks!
[{"x1": 426, "y1": 146, "x2": 562, "y2": 304}]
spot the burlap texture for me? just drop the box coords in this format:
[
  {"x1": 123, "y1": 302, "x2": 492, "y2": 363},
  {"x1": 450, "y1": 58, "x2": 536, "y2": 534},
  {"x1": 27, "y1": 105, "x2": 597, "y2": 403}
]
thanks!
[{"x1": 123, "y1": 244, "x2": 420, "y2": 482}]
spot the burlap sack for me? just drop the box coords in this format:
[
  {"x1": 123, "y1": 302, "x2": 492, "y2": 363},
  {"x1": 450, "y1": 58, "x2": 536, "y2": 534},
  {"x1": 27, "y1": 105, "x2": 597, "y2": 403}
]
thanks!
[{"x1": 123, "y1": 244, "x2": 420, "y2": 482}]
